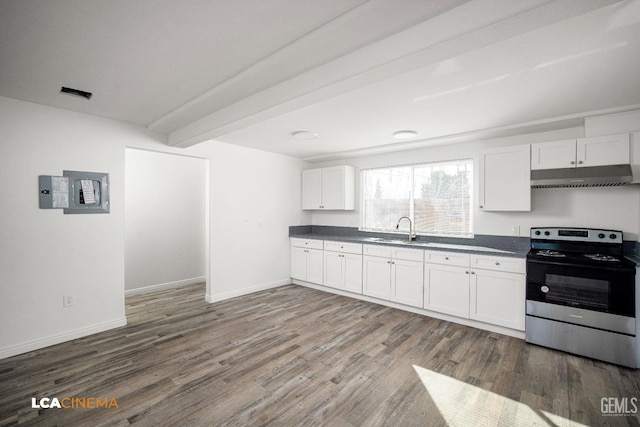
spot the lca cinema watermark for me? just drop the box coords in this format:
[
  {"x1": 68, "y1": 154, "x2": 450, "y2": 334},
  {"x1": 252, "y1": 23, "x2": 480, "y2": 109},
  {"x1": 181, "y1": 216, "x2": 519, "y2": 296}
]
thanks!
[
  {"x1": 601, "y1": 397, "x2": 638, "y2": 416},
  {"x1": 31, "y1": 396, "x2": 119, "y2": 409}
]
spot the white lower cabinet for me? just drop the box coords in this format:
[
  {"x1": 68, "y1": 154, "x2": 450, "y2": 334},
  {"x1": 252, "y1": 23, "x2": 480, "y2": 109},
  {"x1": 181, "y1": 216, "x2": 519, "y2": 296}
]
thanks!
[
  {"x1": 424, "y1": 263, "x2": 470, "y2": 318},
  {"x1": 363, "y1": 245, "x2": 423, "y2": 308},
  {"x1": 290, "y1": 239, "x2": 323, "y2": 285},
  {"x1": 424, "y1": 251, "x2": 525, "y2": 331},
  {"x1": 323, "y1": 241, "x2": 363, "y2": 294},
  {"x1": 469, "y1": 257, "x2": 525, "y2": 331},
  {"x1": 363, "y1": 255, "x2": 392, "y2": 299},
  {"x1": 391, "y1": 258, "x2": 424, "y2": 308},
  {"x1": 292, "y1": 238, "x2": 526, "y2": 334}
]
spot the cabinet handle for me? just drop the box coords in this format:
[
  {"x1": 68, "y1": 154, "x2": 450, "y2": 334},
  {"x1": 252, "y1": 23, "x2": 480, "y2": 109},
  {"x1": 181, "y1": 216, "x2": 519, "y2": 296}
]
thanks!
[
  {"x1": 445, "y1": 257, "x2": 449, "y2": 260},
  {"x1": 479, "y1": 205, "x2": 483, "y2": 209},
  {"x1": 570, "y1": 161, "x2": 575, "y2": 165},
  {"x1": 465, "y1": 271, "x2": 469, "y2": 274},
  {"x1": 578, "y1": 161, "x2": 583, "y2": 165},
  {"x1": 471, "y1": 271, "x2": 476, "y2": 275},
  {"x1": 495, "y1": 262, "x2": 500, "y2": 265}
]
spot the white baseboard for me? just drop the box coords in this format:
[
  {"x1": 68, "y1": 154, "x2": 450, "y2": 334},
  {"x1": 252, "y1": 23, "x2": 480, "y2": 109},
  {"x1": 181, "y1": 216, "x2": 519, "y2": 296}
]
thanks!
[
  {"x1": 206, "y1": 279, "x2": 291, "y2": 303},
  {"x1": 0, "y1": 317, "x2": 127, "y2": 360},
  {"x1": 125, "y1": 276, "x2": 206, "y2": 296}
]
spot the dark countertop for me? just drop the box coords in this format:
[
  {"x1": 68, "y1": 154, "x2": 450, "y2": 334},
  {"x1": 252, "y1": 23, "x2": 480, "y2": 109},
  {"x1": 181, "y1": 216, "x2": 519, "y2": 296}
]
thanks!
[
  {"x1": 289, "y1": 231, "x2": 529, "y2": 258},
  {"x1": 625, "y1": 255, "x2": 640, "y2": 266}
]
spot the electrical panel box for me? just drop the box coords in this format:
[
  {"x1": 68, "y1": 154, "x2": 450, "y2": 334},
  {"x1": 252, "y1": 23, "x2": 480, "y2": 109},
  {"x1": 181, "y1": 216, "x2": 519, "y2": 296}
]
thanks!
[{"x1": 63, "y1": 170, "x2": 110, "y2": 214}]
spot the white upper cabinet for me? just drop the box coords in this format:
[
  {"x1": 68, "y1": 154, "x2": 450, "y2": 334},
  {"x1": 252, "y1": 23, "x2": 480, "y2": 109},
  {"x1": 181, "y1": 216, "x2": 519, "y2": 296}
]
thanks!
[
  {"x1": 530, "y1": 139, "x2": 576, "y2": 170},
  {"x1": 531, "y1": 134, "x2": 630, "y2": 170},
  {"x1": 301, "y1": 168, "x2": 323, "y2": 209},
  {"x1": 302, "y1": 165, "x2": 355, "y2": 210},
  {"x1": 577, "y1": 134, "x2": 630, "y2": 167},
  {"x1": 479, "y1": 145, "x2": 531, "y2": 211}
]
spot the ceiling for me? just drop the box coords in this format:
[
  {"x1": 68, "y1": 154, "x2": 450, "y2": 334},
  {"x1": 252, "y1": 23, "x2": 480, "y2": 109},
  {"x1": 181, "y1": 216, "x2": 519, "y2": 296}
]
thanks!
[{"x1": 1, "y1": 0, "x2": 639, "y2": 161}]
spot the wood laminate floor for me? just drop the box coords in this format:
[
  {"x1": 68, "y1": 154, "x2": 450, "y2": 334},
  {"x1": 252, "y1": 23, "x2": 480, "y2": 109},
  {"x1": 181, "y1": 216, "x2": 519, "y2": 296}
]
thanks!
[{"x1": 1, "y1": 283, "x2": 640, "y2": 426}]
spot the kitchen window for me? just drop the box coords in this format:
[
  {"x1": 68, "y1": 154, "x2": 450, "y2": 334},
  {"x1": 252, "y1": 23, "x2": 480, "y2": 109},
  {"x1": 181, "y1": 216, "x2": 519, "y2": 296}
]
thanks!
[{"x1": 360, "y1": 159, "x2": 473, "y2": 237}]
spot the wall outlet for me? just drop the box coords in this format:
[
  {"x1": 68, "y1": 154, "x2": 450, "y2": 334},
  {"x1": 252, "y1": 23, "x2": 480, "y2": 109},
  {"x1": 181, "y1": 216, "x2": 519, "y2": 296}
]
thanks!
[
  {"x1": 63, "y1": 295, "x2": 75, "y2": 307},
  {"x1": 511, "y1": 225, "x2": 520, "y2": 236}
]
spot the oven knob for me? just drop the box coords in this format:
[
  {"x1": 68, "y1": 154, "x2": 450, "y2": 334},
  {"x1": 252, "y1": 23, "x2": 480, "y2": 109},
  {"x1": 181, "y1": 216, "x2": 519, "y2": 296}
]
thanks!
[
  {"x1": 598, "y1": 233, "x2": 605, "y2": 239},
  {"x1": 534, "y1": 230, "x2": 541, "y2": 236},
  {"x1": 541, "y1": 286, "x2": 549, "y2": 293},
  {"x1": 544, "y1": 231, "x2": 550, "y2": 236},
  {"x1": 610, "y1": 233, "x2": 617, "y2": 239}
]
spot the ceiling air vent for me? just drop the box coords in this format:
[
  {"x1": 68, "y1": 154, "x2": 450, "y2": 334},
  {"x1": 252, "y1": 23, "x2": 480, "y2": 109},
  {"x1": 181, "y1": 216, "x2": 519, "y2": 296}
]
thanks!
[{"x1": 60, "y1": 86, "x2": 92, "y2": 100}]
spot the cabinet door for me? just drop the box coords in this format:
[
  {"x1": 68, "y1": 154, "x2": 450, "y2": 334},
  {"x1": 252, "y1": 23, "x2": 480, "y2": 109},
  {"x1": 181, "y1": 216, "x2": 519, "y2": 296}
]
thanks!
[
  {"x1": 577, "y1": 134, "x2": 630, "y2": 167},
  {"x1": 470, "y1": 270, "x2": 525, "y2": 331},
  {"x1": 391, "y1": 259, "x2": 423, "y2": 308},
  {"x1": 291, "y1": 246, "x2": 308, "y2": 280},
  {"x1": 302, "y1": 168, "x2": 322, "y2": 210},
  {"x1": 343, "y1": 253, "x2": 363, "y2": 294},
  {"x1": 424, "y1": 263, "x2": 470, "y2": 318},
  {"x1": 307, "y1": 249, "x2": 324, "y2": 285},
  {"x1": 323, "y1": 251, "x2": 344, "y2": 290},
  {"x1": 531, "y1": 139, "x2": 576, "y2": 170},
  {"x1": 363, "y1": 256, "x2": 391, "y2": 299},
  {"x1": 479, "y1": 145, "x2": 531, "y2": 211},
  {"x1": 321, "y1": 166, "x2": 345, "y2": 209}
]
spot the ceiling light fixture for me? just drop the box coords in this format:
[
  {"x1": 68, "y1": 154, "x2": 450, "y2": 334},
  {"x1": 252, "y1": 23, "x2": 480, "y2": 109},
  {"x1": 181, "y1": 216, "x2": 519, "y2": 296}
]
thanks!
[
  {"x1": 393, "y1": 130, "x2": 418, "y2": 139},
  {"x1": 292, "y1": 131, "x2": 318, "y2": 140}
]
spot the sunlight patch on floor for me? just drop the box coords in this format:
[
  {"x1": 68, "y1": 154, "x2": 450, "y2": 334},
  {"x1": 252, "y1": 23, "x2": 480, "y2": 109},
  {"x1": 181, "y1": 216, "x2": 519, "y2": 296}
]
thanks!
[{"x1": 413, "y1": 365, "x2": 589, "y2": 427}]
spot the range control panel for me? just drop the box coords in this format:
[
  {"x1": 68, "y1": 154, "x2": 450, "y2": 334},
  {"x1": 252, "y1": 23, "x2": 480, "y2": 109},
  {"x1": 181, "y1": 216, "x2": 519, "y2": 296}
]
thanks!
[{"x1": 530, "y1": 227, "x2": 623, "y2": 244}]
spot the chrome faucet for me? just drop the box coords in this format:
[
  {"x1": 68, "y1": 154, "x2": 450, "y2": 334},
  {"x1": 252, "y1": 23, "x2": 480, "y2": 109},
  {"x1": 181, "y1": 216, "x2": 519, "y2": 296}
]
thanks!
[{"x1": 396, "y1": 216, "x2": 416, "y2": 241}]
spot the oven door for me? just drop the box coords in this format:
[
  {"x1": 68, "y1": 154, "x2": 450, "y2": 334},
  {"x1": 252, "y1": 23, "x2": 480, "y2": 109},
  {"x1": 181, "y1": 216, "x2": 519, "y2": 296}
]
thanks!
[{"x1": 526, "y1": 258, "x2": 635, "y2": 318}]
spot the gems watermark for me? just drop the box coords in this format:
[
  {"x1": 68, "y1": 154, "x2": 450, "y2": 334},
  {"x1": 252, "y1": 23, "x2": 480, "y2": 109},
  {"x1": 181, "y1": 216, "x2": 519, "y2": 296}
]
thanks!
[
  {"x1": 601, "y1": 397, "x2": 638, "y2": 416},
  {"x1": 31, "y1": 397, "x2": 119, "y2": 409}
]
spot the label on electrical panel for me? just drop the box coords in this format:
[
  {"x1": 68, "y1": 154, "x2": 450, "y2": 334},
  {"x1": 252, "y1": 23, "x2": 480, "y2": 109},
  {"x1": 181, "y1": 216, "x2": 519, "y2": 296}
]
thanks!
[
  {"x1": 51, "y1": 177, "x2": 69, "y2": 208},
  {"x1": 80, "y1": 180, "x2": 96, "y2": 204}
]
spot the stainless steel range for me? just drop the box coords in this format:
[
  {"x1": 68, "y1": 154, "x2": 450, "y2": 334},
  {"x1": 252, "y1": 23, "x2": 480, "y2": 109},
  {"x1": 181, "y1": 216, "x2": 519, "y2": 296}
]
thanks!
[{"x1": 525, "y1": 227, "x2": 638, "y2": 368}]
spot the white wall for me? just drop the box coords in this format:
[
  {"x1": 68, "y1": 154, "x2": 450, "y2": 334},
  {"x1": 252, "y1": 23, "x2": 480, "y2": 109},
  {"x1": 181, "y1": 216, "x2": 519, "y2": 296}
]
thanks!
[
  {"x1": 124, "y1": 148, "x2": 207, "y2": 294},
  {"x1": 0, "y1": 96, "x2": 311, "y2": 359},
  {"x1": 310, "y1": 125, "x2": 640, "y2": 240},
  {"x1": 0, "y1": 96, "x2": 166, "y2": 358},
  {"x1": 188, "y1": 140, "x2": 311, "y2": 302}
]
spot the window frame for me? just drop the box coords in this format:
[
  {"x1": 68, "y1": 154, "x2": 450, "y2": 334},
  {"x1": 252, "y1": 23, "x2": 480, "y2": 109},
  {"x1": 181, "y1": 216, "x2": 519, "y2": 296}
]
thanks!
[{"x1": 359, "y1": 159, "x2": 474, "y2": 238}]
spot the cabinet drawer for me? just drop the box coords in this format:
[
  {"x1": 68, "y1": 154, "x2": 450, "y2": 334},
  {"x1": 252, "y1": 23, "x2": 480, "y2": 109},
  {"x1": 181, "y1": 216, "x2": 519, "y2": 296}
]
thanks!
[
  {"x1": 324, "y1": 240, "x2": 362, "y2": 254},
  {"x1": 392, "y1": 247, "x2": 424, "y2": 262},
  {"x1": 290, "y1": 238, "x2": 324, "y2": 250},
  {"x1": 425, "y1": 251, "x2": 470, "y2": 267},
  {"x1": 470, "y1": 254, "x2": 525, "y2": 274},
  {"x1": 363, "y1": 244, "x2": 392, "y2": 258}
]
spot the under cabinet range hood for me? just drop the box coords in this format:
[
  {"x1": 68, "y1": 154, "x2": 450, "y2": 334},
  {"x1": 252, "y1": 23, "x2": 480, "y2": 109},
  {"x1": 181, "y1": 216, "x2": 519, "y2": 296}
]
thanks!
[{"x1": 530, "y1": 164, "x2": 635, "y2": 188}]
